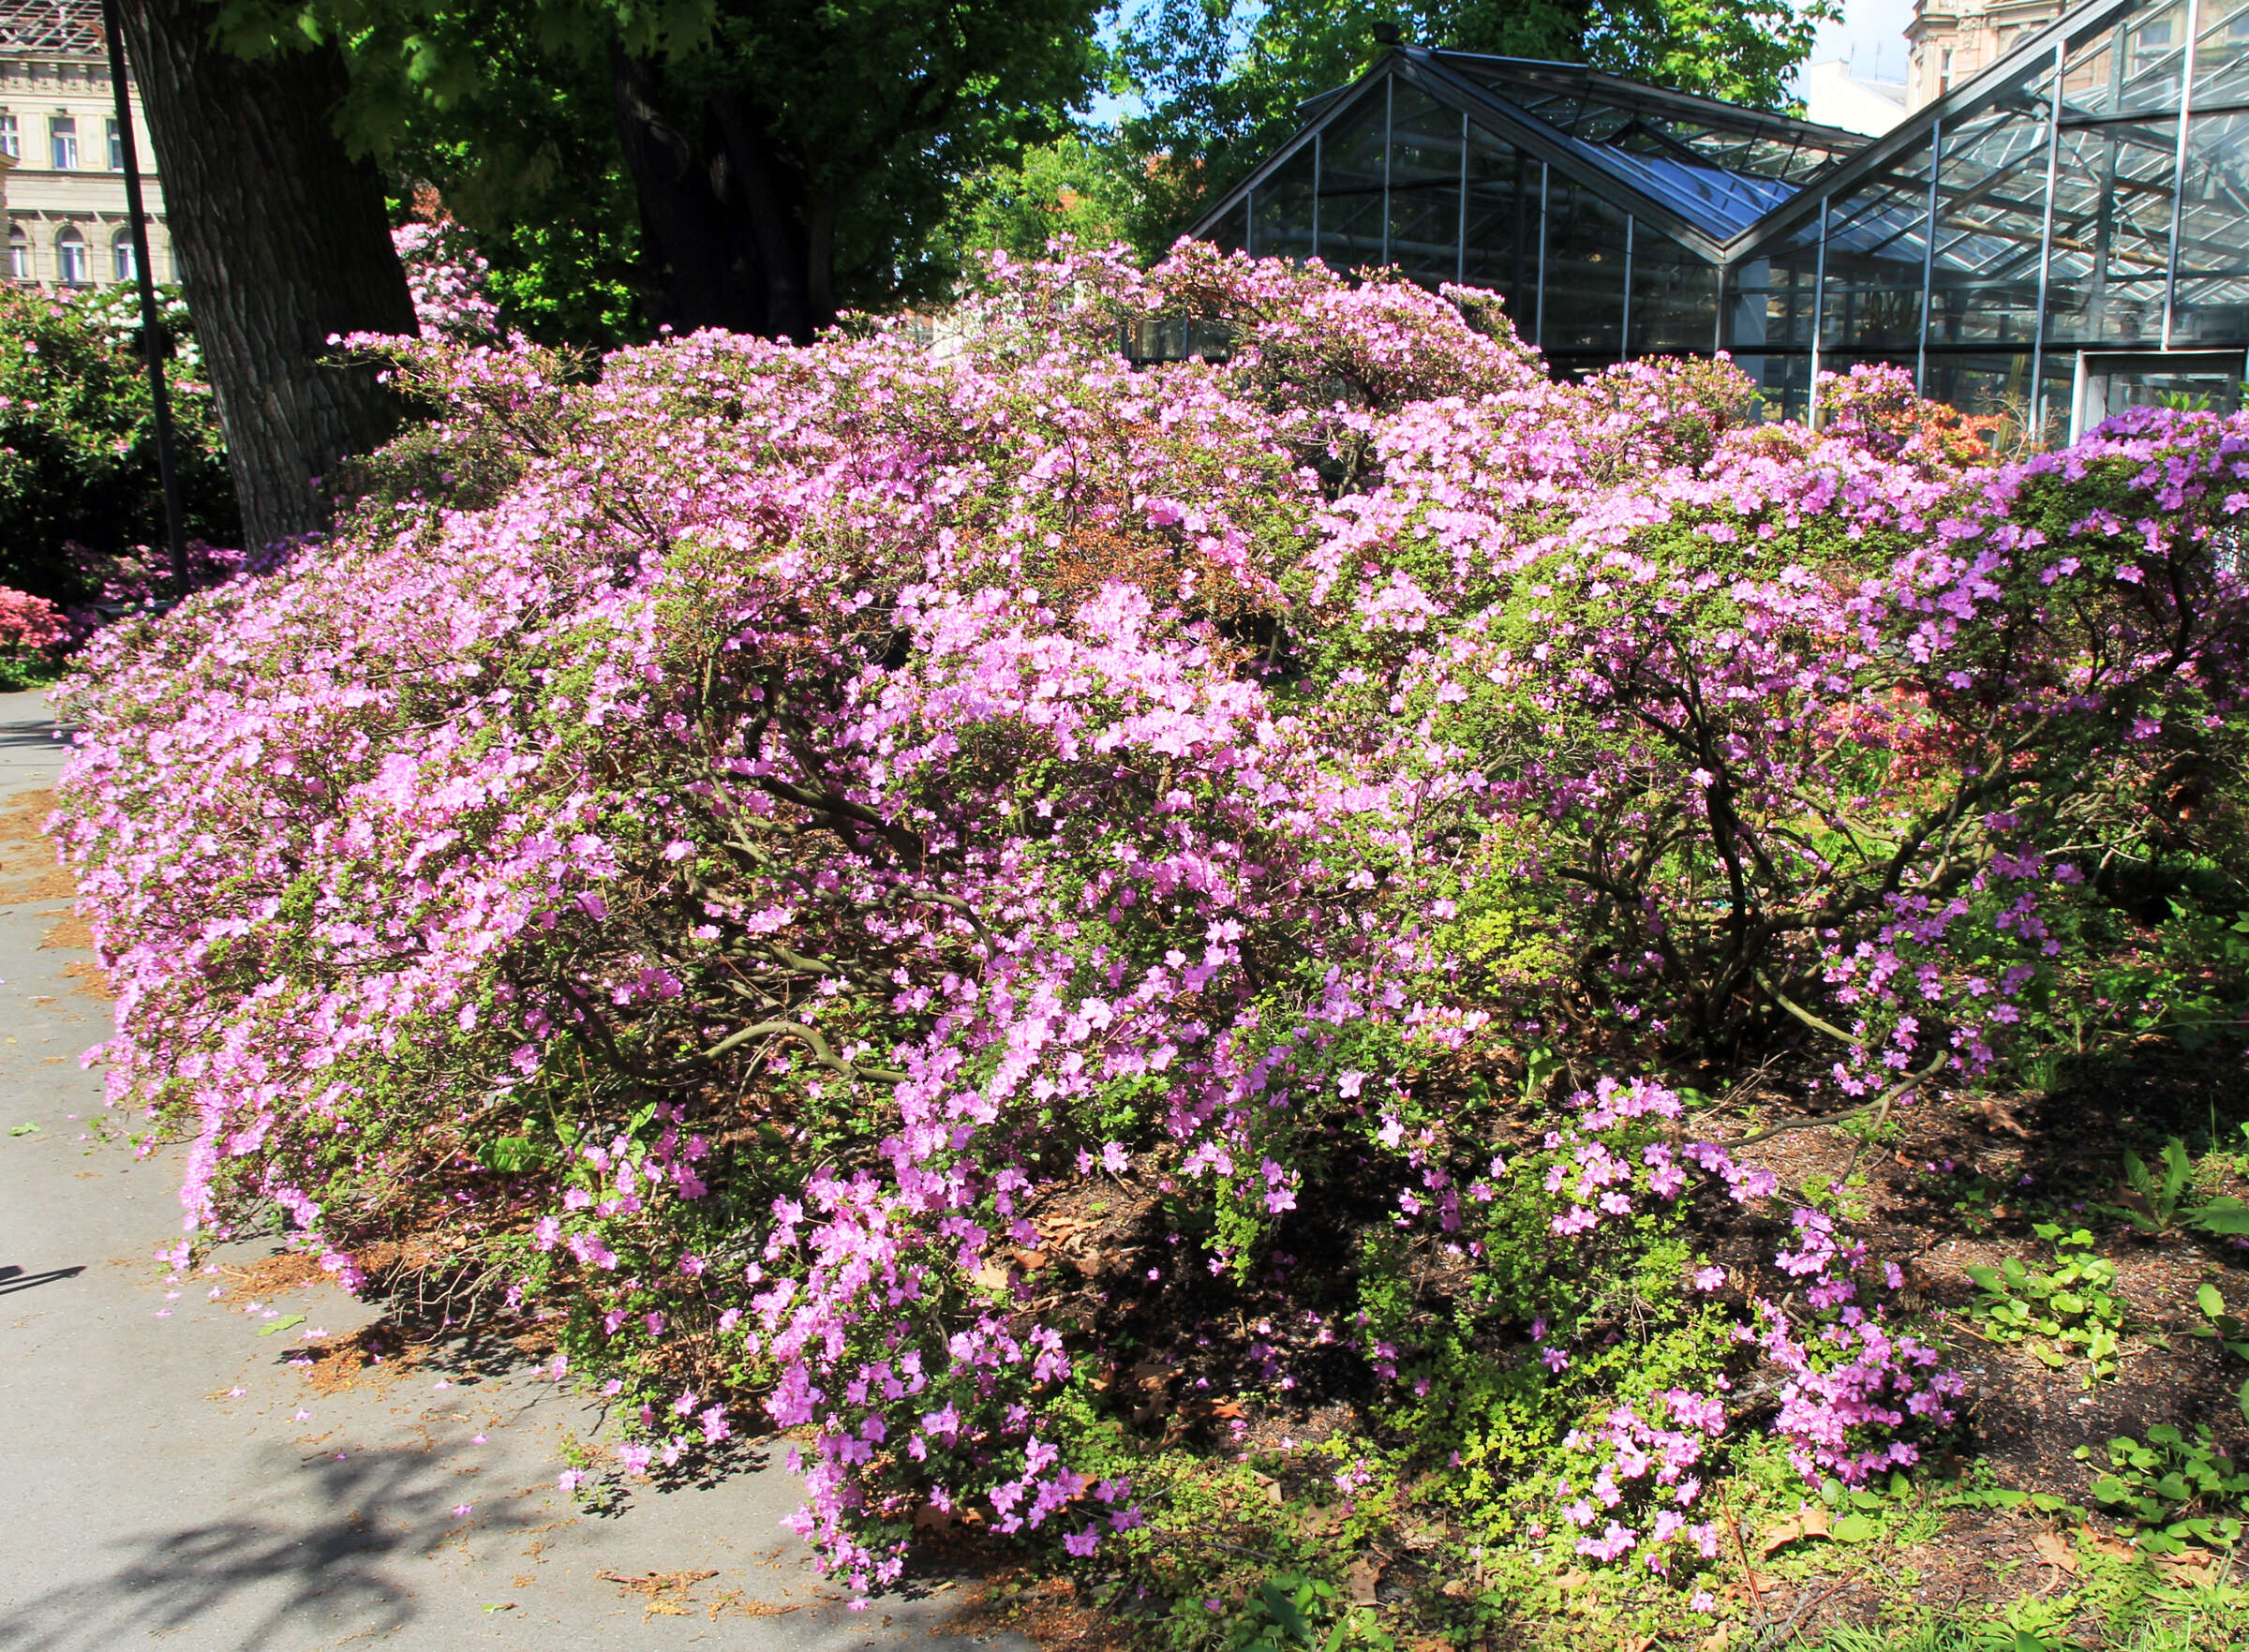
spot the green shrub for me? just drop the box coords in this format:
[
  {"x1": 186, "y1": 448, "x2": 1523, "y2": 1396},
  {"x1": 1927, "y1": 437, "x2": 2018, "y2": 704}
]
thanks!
[{"x1": 0, "y1": 283, "x2": 236, "y2": 604}]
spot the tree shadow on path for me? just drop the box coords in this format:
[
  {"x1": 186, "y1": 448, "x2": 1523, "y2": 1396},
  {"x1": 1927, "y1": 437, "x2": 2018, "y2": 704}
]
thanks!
[{"x1": 0, "y1": 1435, "x2": 540, "y2": 1651}]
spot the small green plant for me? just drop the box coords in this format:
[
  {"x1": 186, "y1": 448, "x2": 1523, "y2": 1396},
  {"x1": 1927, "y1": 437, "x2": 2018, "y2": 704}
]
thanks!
[
  {"x1": 2119, "y1": 1139, "x2": 2249, "y2": 1237},
  {"x1": 2076, "y1": 1424, "x2": 2249, "y2": 1553},
  {"x1": 2191, "y1": 1283, "x2": 2249, "y2": 1362},
  {"x1": 1964, "y1": 1226, "x2": 2124, "y2": 1381},
  {"x1": 1237, "y1": 1574, "x2": 1393, "y2": 1652}
]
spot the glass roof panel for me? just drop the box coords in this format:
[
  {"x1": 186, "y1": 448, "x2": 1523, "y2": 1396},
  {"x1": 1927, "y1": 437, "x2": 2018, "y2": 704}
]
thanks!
[
  {"x1": 1437, "y1": 53, "x2": 1864, "y2": 183},
  {"x1": 1574, "y1": 145, "x2": 1797, "y2": 236}
]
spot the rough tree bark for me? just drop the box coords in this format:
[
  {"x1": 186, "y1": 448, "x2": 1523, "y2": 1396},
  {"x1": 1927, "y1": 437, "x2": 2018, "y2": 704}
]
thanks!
[
  {"x1": 609, "y1": 48, "x2": 834, "y2": 343},
  {"x1": 117, "y1": 0, "x2": 417, "y2": 551}
]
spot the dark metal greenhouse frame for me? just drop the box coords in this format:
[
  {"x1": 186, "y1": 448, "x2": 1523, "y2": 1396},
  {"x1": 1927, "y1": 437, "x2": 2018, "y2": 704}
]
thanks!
[{"x1": 1185, "y1": 0, "x2": 2249, "y2": 437}]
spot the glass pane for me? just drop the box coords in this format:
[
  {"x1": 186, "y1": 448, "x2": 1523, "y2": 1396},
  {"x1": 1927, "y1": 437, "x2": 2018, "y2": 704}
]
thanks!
[
  {"x1": 2043, "y1": 112, "x2": 2175, "y2": 346},
  {"x1": 2197, "y1": 0, "x2": 2249, "y2": 103},
  {"x1": 2120, "y1": 0, "x2": 2190, "y2": 114},
  {"x1": 1723, "y1": 217, "x2": 1823, "y2": 355},
  {"x1": 1923, "y1": 350, "x2": 2038, "y2": 421},
  {"x1": 1387, "y1": 87, "x2": 1461, "y2": 287},
  {"x1": 1318, "y1": 86, "x2": 1389, "y2": 271},
  {"x1": 1460, "y1": 127, "x2": 1536, "y2": 335},
  {"x1": 1927, "y1": 64, "x2": 2056, "y2": 353},
  {"x1": 1748, "y1": 351, "x2": 1815, "y2": 424},
  {"x1": 2055, "y1": 7, "x2": 2190, "y2": 119},
  {"x1": 2170, "y1": 111, "x2": 2249, "y2": 346},
  {"x1": 2075, "y1": 351, "x2": 2246, "y2": 432},
  {"x1": 1211, "y1": 199, "x2": 1248, "y2": 256},
  {"x1": 1539, "y1": 174, "x2": 1629, "y2": 361},
  {"x1": 1822, "y1": 136, "x2": 1937, "y2": 356},
  {"x1": 1252, "y1": 142, "x2": 1317, "y2": 263},
  {"x1": 1630, "y1": 227, "x2": 1718, "y2": 352}
]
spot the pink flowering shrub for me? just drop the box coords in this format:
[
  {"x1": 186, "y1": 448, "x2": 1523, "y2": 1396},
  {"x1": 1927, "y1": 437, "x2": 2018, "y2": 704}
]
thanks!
[
  {"x1": 0, "y1": 584, "x2": 67, "y2": 649},
  {"x1": 393, "y1": 220, "x2": 503, "y2": 344},
  {"x1": 47, "y1": 246, "x2": 2249, "y2": 1595}
]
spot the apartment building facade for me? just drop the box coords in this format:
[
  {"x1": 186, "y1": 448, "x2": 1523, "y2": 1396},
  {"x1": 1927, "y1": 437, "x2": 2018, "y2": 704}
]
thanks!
[
  {"x1": 1, "y1": 0, "x2": 170, "y2": 290},
  {"x1": 1908, "y1": 0, "x2": 2071, "y2": 107}
]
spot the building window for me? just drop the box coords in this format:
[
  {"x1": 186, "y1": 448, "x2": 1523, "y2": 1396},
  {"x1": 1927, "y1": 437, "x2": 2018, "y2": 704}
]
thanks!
[
  {"x1": 56, "y1": 226, "x2": 87, "y2": 285},
  {"x1": 50, "y1": 114, "x2": 76, "y2": 169},
  {"x1": 1939, "y1": 48, "x2": 1954, "y2": 94},
  {"x1": 112, "y1": 231, "x2": 135, "y2": 282},
  {"x1": 0, "y1": 114, "x2": 16, "y2": 160},
  {"x1": 107, "y1": 116, "x2": 122, "y2": 170},
  {"x1": 7, "y1": 225, "x2": 28, "y2": 281}
]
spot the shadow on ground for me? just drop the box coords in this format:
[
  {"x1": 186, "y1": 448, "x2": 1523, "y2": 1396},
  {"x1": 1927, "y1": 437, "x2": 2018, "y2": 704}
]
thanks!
[{"x1": 0, "y1": 1436, "x2": 537, "y2": 1651}]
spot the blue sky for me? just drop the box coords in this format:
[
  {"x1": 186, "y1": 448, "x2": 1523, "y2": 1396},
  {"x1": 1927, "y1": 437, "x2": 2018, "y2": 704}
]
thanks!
[{"x1": 1809, "y1": 0, "x2": 1918, "y2": 82}]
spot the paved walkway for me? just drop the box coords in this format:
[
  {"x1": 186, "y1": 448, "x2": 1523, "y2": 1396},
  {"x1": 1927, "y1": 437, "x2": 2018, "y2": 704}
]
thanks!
[{"x1": 0, "y1": 690, "x2": 1015, "y2": 1650}]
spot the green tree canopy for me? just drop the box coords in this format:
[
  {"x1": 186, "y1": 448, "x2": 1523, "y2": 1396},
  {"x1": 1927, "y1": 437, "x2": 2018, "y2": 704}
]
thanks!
[{"x1": 216, "y1": 0, "x2": 1108, "y2": 339}]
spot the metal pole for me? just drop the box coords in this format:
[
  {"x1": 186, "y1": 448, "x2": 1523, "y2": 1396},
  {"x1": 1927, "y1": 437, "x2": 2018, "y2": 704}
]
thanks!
[
  {"x1": 1535, "y1": 163, "x2": 1549, "y2": 349},
  {"x1": 1380, "y1": 77, "x2": 1393, "y2": 267},
  {"x1": 2029, "y1": 41, "x2": 2065, "y2": 438},
  {"x1": 1918, "y1": 116, "x2": 1943, "y2": 394},
  {"x1": 2162, "y1": 0, "x2": 2202, "y2": 350},
  {"x1": 1455, "y1": 109, "x2": 1467, "y2": 286},
  {"x1": 1810, "y1": 196, "x2": 1830, "y2": 427},
  {"x1": 99, "y1": 0, "x2": 187, "y2": 603},
  {"x1": 1619, "y1": 215, "x2": 1633, "y2": 362}
]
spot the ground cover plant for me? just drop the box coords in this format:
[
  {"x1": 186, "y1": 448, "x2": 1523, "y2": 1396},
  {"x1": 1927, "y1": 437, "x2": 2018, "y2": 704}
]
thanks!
[{"x1": 47, "y1": 247, "x2": 2249, "y2": 1648}]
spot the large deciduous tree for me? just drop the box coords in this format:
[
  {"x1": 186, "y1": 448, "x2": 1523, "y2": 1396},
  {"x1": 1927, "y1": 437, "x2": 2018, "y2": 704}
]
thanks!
[
  {"x1": 120, "y1": 0, "x2": 416, "y2": 551},
  {"x1": 280, "y1": 0, "x2": 1106, "y2": 340}
]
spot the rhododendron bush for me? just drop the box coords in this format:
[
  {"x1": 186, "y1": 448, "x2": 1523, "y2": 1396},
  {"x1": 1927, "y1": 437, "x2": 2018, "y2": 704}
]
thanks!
[{"x1": 48, "y1": 248, "x2": 2249, "y2": 1600}]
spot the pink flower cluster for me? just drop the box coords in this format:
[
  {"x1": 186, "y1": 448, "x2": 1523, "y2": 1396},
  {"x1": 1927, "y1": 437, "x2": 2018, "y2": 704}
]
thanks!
[
  {"x1": 1556, "y1": 1389, "x2": 1724, "y2": 1569},
  {"x1": 1755, "y1": 1211, "x2": 1965, "y2": 1483}
]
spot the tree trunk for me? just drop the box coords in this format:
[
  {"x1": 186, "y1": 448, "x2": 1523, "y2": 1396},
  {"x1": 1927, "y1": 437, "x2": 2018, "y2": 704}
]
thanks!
[
  {"x1": 117, "y1": 0, "x2": 417, "y2": 552},
  {"x1": 609, "y1": 49, "x2": 831, "y2": 343}
]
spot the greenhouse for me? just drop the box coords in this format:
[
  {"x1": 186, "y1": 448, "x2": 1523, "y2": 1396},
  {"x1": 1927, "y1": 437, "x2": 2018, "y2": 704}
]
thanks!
[{"x1": 1187, "y1": 0, "x2": 2249, "y2": 437}]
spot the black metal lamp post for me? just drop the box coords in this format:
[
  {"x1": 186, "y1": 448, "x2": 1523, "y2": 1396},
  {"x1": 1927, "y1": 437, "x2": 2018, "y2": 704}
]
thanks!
[{"x1": 98, "y1": 0, "x2": 189, "y2": 603}]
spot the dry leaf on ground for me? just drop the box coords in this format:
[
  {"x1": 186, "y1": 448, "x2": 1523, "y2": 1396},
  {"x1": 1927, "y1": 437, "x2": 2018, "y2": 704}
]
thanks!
[
  {"x1": 1758, "y1": 1506, "x2": 1830, "y2": 1555},
  {"x1": 1346, "y1": 1559, "x2": 1381, "y2": 1606},
  {"x1": 2031, "y1": 1531, "x2": 2079, "y2": 1574}
]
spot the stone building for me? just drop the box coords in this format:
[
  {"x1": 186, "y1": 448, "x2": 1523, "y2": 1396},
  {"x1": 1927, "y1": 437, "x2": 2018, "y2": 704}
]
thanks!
[
  {"x1": 1907, "y1": 0, "x2": 2069, "y2": 108},
  {"x1": 0, "y1": 0, "x2": 169, "y2": 290}
]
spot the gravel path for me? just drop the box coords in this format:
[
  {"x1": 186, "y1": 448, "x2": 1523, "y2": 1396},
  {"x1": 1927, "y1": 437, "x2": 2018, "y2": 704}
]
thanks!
[{"x1": 0, "y1": 689, "x2": 1017, "y2": 1652}]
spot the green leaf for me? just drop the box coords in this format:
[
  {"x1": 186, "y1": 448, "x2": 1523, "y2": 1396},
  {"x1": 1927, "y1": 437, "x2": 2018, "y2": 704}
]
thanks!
[
  {"x1": 2238, "y1": 1376, "x2": 2249, "y2": 1427},
  {"x1": 1828, "y1": 1511, "x2": 1877, "y2": 1544},
  {"x1": 475, "y1": 1135, "x2": 554, "y2": 1174},
  {"x1": 2161, "y1": 1139, "x2": 2194, "y2": 1205},
  {"x1": 2200, "y1": 1283, "x2": 2227, "y2": 1320},
  {"x1": 1260, "y1": 1578, "x2": 1309, "y2": 1645},
  {"x1": 2191, "y1": 1199, "x2": 2249, "y2": 1236},
  {"x1": 2119, "y1": 1145, "x2": 2148, "y2": 1194},
  {"x1": 7, "y1": 1122, "x2": 36, "y2": 1136},
  {"x1": 1965, "y1": 1264, "x2": 2004, "y2": 1292},
  {"x1": 255, "y1": 1313, "x2": 306, "y2": 1337}
]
